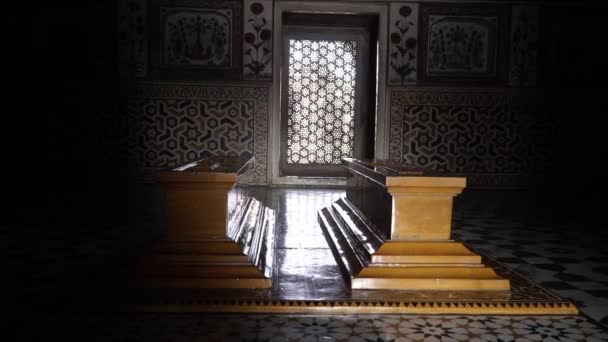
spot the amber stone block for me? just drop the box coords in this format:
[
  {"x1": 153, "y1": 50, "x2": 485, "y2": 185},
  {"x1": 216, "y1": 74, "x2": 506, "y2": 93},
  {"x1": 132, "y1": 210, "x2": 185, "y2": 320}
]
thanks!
[{"x1": 319, "y1": 158, "x2": 510, "y2": 291}]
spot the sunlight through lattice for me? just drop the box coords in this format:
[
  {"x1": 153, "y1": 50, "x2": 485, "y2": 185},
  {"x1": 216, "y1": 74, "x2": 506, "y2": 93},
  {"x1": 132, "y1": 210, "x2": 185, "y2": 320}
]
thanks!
[{"x1": 287, "y1": 39, "x2": 358, "y2": 164}]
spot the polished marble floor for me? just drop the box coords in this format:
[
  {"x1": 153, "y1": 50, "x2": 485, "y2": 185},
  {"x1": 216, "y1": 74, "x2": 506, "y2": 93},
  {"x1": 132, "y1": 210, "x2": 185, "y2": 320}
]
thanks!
[
  {"x1": 451, "y1": 191, "x2": 608, "y2": 325},
  {"x1": 272, "y1": 188, "x2": 348, "y2": 300},
  {"x1": 23, "y1": 186, "x2": 608, "y2": 340}
]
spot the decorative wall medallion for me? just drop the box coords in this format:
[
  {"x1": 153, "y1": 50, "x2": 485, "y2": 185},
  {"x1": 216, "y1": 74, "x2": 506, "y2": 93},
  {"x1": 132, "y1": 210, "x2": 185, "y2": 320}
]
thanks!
[
  {"x1": 162, "y1": 9, "x2": 232, "y2": 67},
  {"x1": 149, "y1": 0, "x2": 243, "y2": 80},
  {"x1": 243, "y1": 0, "x2": 272, "y2": 80},
  {"x1": 128, "y1": 83, "x2": 269, "y2": 184},
  {"x1": 117, "y1": 0, "x2": 147, "y2": 77},
  {"x1": 388, "y1": 3, "x2": 418, "y2": 85},
  {"x1": 509, "y1": 6, "x2": 539, "y2": 87},
  {"x1": 419, "y1": 4, "x2": 508, "y2": 85},
  {"x1": 389, "y1": 89, "x2": 554, "y2": 188}
]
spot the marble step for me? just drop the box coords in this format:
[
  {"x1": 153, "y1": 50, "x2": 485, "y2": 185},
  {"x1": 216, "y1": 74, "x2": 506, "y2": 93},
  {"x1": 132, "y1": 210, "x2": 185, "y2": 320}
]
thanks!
[
  {"x1": 354, "y1": 266, "x2": 510, "y2": 290},
  {"x1": 352, "y1": 277, "x2": 510, "y2": 291},
  {"x1": 371, "y1": 241, "x2": 483, "y2": 264}
]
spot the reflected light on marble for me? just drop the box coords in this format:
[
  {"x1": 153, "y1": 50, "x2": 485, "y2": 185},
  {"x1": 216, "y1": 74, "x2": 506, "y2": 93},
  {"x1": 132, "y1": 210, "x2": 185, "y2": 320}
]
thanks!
[
  {"x1": 281, "y1": 190, "x2": 344, "y2": 249},
  {"x1": 275, "y1": 189, "x2": 349, "y2": 299}
]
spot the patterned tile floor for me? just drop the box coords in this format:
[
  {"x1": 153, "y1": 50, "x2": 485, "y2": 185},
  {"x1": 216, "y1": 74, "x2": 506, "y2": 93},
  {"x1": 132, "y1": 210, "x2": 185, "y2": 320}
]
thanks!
[
  {"x1": 451, "y1": 191, "x2": 608, "y2": 326},
  {"x1": 22, "y1": 186, "x2": 608, "y2": 340},
  {"x1": 38, "y1": 313, "x2": 608, "y2": 341}
]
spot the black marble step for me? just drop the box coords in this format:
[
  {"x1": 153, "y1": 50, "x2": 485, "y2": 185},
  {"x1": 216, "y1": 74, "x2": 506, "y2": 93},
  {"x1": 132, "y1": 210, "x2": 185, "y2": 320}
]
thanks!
[
  {"x1": 228, "y1": 196, "x2": 275, "y2": 278},
  {"x1": 319, "y1": 197, "x2": 384, "y2": 282}
]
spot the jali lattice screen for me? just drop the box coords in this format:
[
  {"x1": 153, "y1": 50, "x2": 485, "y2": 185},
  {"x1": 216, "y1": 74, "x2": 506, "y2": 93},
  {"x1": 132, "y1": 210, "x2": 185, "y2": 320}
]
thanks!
[{"x1": 287, "y1": 39, "x2": 358, "y2": 164}]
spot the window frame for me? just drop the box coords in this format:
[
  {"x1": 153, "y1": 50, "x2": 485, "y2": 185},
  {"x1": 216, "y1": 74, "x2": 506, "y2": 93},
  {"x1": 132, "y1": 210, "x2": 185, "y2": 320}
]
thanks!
[
  {"x1": 279, "y1": 26, "x2": 371, "y2": 177},
  {"x1": 269, "y1": 2, "x2": 389, "y2": 186}
]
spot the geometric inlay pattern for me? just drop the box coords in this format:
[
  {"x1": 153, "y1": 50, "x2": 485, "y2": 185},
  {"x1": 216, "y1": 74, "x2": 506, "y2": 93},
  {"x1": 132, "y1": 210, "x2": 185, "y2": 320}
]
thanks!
[
  {"x1": 389, "y1": 89, "x2": 556, "y2": 188},
  {"x1": 287, "y1": 39, "x2": 357, "y2": 165},
  {"x1": 133, "y1": 99, "x2": 253, "y2": 162},
  {"x1": 128, "y1": 82, "x2": 269, "y2": 184}
]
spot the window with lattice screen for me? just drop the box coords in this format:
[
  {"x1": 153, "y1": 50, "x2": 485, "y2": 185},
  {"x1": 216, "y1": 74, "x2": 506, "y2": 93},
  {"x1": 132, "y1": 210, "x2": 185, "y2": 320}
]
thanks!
[
  {"x1": 280, "y1": 18, "x2": 376, "y2": 177},
  {"x1": 287, "y1": 39, "x2": 357, "y2": 165}
]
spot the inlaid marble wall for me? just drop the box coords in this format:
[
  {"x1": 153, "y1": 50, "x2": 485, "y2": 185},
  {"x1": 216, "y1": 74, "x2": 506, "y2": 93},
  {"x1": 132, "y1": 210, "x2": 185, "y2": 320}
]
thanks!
[
  {"x1": 388, "y1": 89, "x2": 556, "y2": 188},
  {"x1": 116, "y1": 0, "x2": 572, "y2": 188},
  {"x1": 384, "y1": 2, "x2": 562, "y2": 188},
  {"x1": 127, "y1": 83, "x2": 269, "y2": 184}
]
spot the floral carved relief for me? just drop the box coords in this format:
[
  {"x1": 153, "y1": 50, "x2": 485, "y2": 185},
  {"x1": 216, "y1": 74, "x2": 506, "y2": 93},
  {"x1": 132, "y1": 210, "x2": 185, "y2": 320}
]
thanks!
[
  {"x1": 243, "y1": 0, "x2": 272, "y2": 80},
  {"x1": 388, "y1": 3, "x2": 419, "y2": 85}
]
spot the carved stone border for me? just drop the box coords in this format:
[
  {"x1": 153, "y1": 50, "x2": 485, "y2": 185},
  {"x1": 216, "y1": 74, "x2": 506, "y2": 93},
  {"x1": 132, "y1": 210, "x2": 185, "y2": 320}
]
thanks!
[{"x1": 130, "y1": 301, "x2": 577, "y2": 314}]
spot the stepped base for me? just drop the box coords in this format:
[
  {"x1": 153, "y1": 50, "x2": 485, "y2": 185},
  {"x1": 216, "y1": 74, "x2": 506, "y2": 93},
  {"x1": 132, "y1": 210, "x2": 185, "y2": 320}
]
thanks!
[
  {"x1": 120, "y1": 253, "x2": 576, "y2": 315},
  {"x1": 128, "y1": 241, "x2": 272, "y2": 289},
  {"x1": 353, "y1": 266, "x2": 510, "y2": 290},
  {"x1": 128, "y1": 195, "x2": 275, "y2": 289},
  {"x1": 319, "y1": 198, "x2": 510, "y2": 291},
  {"x1": 371, "y1": 241, "x2": 481, "y2": 264}
]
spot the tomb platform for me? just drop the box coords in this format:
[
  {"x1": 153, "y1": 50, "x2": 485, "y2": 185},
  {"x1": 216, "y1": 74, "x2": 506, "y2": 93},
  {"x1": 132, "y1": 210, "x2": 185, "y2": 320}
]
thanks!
[
  {"x1": 319, "y1": 158, "x2": 511, "y2": 291},
  {"x1": 116, "y1": 159, "x2": 577, "y2": 315},
  {"x1": 127, "y1": 155, "x2": 275, "y2": 289}
]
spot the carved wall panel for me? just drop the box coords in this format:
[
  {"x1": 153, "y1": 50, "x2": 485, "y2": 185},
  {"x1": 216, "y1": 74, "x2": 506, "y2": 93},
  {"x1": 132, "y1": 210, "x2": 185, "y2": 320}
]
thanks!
[
  {"x1": 419, "y1": 4, "x2": 509, "y2": 85},
  {"x1": 243, "y1": 0, "x2": 273, "y2": 80},
  {"x1": 118, "y1": 0, "x2": 148, "y2": 77},
  {"x1": 388, "y1": 3, "x2": 418, "y2": 85},
  {"x1": 509, "y1": 6, "x2": 539, "y2": 87},
  {"x1": 148, "y1": 0, "x2": 243, "y2": 80}
]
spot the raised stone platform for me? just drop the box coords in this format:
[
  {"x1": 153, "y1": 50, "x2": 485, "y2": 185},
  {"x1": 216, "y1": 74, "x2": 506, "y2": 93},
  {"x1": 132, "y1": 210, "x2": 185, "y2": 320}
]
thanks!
[
  {"x1": 119, "y1": 252, "x2": 576, "y2": 314},
  {"x1": 319, "y1": 158, "x2": 510, "y2": 291},
  {"x1": 115, "y1": 183, "x2": 577, "y2": 315},
  {"x1": 320, "y1": 199, "x2": 509, "y2": 290},
  {"x1": 126, "y1": 156, "x2": 274, "y2": 289}
]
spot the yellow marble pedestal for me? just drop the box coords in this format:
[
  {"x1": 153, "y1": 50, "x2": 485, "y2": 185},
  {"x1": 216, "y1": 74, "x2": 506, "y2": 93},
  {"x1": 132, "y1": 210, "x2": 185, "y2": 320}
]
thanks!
[
  {"x1": 319, "y1": 158, "x2": 510, "y2": 291},
  {"x1": 131, "y1": 156, "x2": 274, "y2": 289}
]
